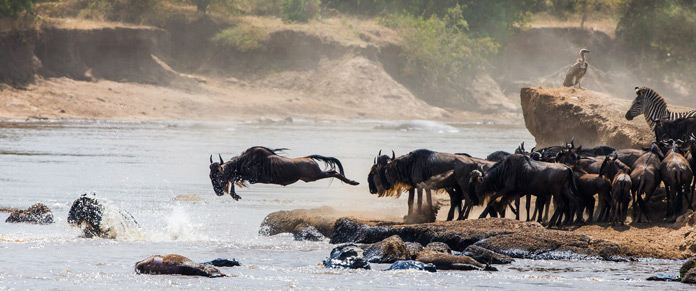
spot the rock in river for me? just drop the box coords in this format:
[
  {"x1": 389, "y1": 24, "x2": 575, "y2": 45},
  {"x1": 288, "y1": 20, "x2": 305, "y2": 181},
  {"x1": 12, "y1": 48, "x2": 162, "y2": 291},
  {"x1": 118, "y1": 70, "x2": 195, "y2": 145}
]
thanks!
[
  {"x1": 5, "y1": 203, "x2": 54, "y2": 224},
  {"x1": 385, "y1": 260, "x2": 436, "y2": 272},
  {"x1": 323, "y1": 244, "x2": 371, "y2": 270}
]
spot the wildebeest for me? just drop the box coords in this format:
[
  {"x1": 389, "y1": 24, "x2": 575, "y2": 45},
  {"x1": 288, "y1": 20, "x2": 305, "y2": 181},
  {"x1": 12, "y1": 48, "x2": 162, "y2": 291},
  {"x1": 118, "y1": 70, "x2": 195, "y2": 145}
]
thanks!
[
  {"x1": 474, "y1": 154, "x2": 580, "y2": 227},
  {"x1": 609, "y1": 171, "x2": 632, "y2": 225},
  {"x1": 629, "y1": 144, "x2": 664, "y2": 222},
  {"x1": 209, "y1": 146, "x2": 359, "y2": 200},
  {"x1": 68, "y1": 194, "x2": 139, "y2": 238},
  {"x1": 654, "y1": 117, "x2": 696, "y2": 142},
  {"x1": 660, "y1": 140, "x2": 694, "y2": 220}
]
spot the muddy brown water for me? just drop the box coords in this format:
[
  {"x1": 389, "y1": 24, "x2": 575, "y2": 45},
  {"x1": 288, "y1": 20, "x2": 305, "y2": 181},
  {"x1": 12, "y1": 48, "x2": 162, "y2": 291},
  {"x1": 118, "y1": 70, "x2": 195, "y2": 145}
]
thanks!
[{"x1": 0, "y1": 119, "x2": 687, "y2": 289}]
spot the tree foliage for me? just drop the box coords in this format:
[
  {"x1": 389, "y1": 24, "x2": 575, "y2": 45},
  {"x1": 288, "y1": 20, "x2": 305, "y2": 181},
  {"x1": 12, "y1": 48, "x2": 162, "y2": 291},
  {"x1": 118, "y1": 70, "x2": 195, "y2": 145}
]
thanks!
[
  {"x1": 616, "y1": 0, "x2": 696, "y2": 88},
  {"x1": 0, "y1": 0, "x2": 33, "y2": 18}
]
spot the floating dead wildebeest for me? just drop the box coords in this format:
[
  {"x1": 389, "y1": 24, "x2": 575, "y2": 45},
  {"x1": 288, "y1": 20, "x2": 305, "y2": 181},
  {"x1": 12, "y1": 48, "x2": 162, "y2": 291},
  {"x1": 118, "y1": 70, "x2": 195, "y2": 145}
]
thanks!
[{"x1": 209, "y1": 146, "x2": 359, "y2": 200}]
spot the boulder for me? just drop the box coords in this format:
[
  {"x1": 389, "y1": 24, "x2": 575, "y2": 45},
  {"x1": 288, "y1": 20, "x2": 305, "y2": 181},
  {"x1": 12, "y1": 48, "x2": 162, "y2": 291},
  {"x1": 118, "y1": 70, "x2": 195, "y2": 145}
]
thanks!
[
  {"x1": 292, "y1": 224, "x2": 326, "y2": 242},
  {"x1": 415, "y1": 252, "x2": 496, "y2": 271},
  {"x1": 135, "y1": 254, "x2": 225, "y2": 277},
  {"x1": 260, "y1": 206, "x2": 340, "y2": 238},
  {"x1": 422, "y1": 242, "x2": 451, "y2": 254},
  {"x1": 646, "y1": 273, "x2": 680, "y2": 281},
  {"x1": 362, "y1": 235, "x2": 410, "y2": 263},
  {"x1": 520, "y1": 87, "x2": 655, "y2": 148},
  {"x1": 385, "y1": 260, "x2": 436, "y2": 272},
  {"x1": 681, "y1": 256, "x2": 696, "y2": 278},
  {"x1": 201, "y1": 258, "x2": 241, "y2": 267},
  {"x1": 463, "y1": 245, "x2": 514, "y2": 265},
  {"x1": 322, "y1": 244, "x2": 371, "y2": 270},
  {"x1": 683, "y1": 268, "x2": 696, "y2": 284},
  {"x1": 5, "y1": 203, "x2": 54, "y2": 224},
  {"x1": 405, "y1": 242, "x2": 424, "y2": 259}
]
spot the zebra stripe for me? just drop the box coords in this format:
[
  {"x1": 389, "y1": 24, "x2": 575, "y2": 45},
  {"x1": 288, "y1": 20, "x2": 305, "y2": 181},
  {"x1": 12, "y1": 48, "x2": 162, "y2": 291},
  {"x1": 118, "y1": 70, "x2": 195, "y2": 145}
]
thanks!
[{"x1": 627, "y1": 87, "x2": 696, "y2": 130}]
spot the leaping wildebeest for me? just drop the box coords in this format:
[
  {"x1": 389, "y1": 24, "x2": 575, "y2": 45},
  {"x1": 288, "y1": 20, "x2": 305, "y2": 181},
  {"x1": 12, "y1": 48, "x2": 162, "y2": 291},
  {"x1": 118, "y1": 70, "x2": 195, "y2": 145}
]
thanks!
[{"x1": 209, "y1": 146, "x2": 359, "y2": 200}]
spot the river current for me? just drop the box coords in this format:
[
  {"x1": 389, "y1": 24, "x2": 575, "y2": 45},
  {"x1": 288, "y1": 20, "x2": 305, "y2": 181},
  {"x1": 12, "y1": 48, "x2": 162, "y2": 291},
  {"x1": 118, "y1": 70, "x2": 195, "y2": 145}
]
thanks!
[{"x1": 0, "y1": 119, "x2": 687, "y2": 290}]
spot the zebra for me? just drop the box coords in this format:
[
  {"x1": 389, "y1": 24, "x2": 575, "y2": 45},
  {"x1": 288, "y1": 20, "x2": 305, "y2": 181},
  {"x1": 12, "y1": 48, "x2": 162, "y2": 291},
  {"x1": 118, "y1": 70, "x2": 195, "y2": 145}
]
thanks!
[{"x1": 625, "y1": 86, "x2": 696, "y2": 134}]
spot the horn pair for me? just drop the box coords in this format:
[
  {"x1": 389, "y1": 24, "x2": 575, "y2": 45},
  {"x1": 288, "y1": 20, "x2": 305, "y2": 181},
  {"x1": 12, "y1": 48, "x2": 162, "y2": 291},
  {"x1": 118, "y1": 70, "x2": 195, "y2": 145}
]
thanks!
[
  {"x1": 210, "y1": 154, "x2": 224, "y2": 163},
  {"x1": 377, "y1": 150, "x2": 396, "y2": 159}
]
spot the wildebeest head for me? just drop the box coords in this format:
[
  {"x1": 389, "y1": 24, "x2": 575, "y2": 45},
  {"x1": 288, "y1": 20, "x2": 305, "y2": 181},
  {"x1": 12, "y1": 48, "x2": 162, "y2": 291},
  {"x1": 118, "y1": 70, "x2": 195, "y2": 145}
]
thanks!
[
  {"x1": 67, "y1": 193, "x2": 104, "y2": 233},
  {"x1": 555, "y1": 146, "x2": 581, "y2": 166},
  {"x1": 367, "y1": 150, "x2": 394, "y2": 195},
  {"x1": 209, "y1": 154, "x2": 228, "y2": 196}
]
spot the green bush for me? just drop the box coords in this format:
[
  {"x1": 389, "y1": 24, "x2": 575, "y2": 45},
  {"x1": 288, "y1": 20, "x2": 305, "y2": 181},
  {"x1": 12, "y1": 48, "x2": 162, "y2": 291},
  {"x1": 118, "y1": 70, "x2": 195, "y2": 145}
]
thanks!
[
  {"x1": 0, "y1": 0, "x2": 33, "y2": 18},
  {"x1": 379, "y1": 5, "x2": 498, "y2": 87},
  {"x1": 281, "y1": 0, "x2": 319, "y2": 23},
  {"x1": 616, "y1": 0, "x2": 696, "y2": 89},
  {"x1": 212, "y1": 23, "x2": 267, "y2": 52},
  {"x1": 76, "y1": 0, "x2": 160, "y2": 23}
]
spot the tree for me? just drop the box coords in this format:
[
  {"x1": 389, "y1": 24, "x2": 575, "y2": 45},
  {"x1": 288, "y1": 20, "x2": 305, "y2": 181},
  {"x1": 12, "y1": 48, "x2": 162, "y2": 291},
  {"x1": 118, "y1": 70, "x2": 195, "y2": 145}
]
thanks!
[{"x1": 0, "y1": 0, "x2": 33, "y2": 18}]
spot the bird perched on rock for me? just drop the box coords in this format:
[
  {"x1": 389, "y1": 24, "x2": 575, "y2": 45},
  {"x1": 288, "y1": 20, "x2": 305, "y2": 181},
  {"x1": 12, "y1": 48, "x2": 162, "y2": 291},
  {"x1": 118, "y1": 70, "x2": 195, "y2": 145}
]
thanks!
[{"x1": 563, "y1": 48, "x2": 590, "y2": 88}]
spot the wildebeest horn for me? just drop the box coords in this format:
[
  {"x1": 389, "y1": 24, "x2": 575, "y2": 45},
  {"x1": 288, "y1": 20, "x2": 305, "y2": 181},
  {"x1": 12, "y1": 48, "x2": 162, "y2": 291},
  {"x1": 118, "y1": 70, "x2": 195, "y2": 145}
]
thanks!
[
  {"x1": 219, "y1": 154, "x2": 224, "y2": 164},
  {"x1": 391, "y1": 150, "x2": 395, "y2": 160},
  {"x1": 210, "y1": 155, "x2": 213, "y2": 164},
  {"x1": 378, "y1": 149, "x2": 382, "y2": 156},
  {"x1": 373, "y1": 157, "x2": 376, "y2": 164}
]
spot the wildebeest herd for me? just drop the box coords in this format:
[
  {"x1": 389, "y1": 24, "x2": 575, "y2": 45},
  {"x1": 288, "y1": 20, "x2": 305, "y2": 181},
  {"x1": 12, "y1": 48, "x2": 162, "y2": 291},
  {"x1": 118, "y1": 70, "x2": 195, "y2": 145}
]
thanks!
[{"x1": 209, "y1": 87, "x2": 696, "y2": 228}]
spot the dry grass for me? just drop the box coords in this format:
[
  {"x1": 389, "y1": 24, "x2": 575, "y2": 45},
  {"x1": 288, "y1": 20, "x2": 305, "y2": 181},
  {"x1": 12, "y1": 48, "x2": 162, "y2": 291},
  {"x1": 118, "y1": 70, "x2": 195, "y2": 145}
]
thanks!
[
  {"x1": 243, "y1": 15, "x2": 399, "y2": 47},
  {"x1": 529, "y1": 12, "x2": 618, "y2": 37}
]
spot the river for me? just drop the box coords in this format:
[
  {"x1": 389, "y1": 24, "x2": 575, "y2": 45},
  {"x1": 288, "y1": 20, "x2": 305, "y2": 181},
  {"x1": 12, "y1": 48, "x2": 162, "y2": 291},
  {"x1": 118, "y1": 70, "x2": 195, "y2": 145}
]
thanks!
[{"x1": 0, "y1": 119, "x2": 687, "y2": 290}]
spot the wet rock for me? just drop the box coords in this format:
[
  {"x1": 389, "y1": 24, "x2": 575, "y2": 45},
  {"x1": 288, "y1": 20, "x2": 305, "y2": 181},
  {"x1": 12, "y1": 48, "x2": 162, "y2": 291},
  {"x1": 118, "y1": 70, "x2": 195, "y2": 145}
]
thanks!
[
  {"x1": 362, "y1": 235, "x2": 409, "y2": 263},
  {"x1": 260, "y1": 207, "x2": 338, "y2": 238},
  {"x1": 463, "y1": 245, "x2": 514, "y2": 265},
  {"x1": 135, "y1": 254, "x2": 225, "y2": 277},
  {"x1": 405, "y1": 242, "x2": 424, "y2": 259},
  {"x1": 385, "y1": 260, "x2": 436, "y2": 272},
  {"x1": 475, "y1": 229, "x2": 620, "y2": 260},
  {"x1": 201, "y1": 258, "x2": 241, "y2": 267},
  {"x1": 423, "y1": 242, "x2": 451, "y2": 254},
  {"x1": 415, "y1": 252, "x2": 497, "y2": 271},
  {"x1": 330, "y1": 218, "x2": 398, "y2": 244},
  {"x1": 683, "y1": 268, "x2": 696, "y2": 284},
  {"x1": 5, "y1": 203, "x2": 54, "y2": 224},
  {"x1": 680, "y1": 256, "x2": 696, "y2": 278},
  {"x1": 322, "y1": 244, "x2": 371, "y2": 270},
  {"x1": 292, "y1": 224, "x2": 325, "y2": 241},
  {"x1": 646, "y1": 273, "x2": 680, "y2": 281}
]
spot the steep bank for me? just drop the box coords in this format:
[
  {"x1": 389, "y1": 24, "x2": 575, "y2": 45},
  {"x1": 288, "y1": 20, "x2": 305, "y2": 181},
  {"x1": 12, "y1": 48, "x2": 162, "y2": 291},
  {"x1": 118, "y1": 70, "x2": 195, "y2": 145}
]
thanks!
[{"x1": 520, "y1": 87, "x2": 653, "y2": 148}]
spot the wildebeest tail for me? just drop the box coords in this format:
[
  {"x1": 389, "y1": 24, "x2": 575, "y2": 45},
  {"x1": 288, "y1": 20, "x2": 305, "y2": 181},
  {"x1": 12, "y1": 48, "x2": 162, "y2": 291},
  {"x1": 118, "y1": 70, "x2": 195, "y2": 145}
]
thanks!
[
  {"x1": 306, "y1": 155, "x2": 345, "y2": 175},
  {"x1": 567, "y1": 168, "x2": 580, "y2": 198}
]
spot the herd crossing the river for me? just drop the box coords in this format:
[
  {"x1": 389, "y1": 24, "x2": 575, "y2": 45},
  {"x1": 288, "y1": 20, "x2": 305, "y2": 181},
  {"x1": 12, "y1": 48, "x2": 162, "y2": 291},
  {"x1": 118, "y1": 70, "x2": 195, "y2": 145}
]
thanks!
[{"x1": 209, "y1": 86, "x2": 696, "y2": 227}]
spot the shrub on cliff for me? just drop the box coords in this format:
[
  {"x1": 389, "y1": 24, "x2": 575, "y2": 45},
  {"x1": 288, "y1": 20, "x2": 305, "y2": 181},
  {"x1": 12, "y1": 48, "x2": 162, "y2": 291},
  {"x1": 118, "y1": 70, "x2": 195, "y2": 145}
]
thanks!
[
  {"x1": 281, "y1": 0, "x2": 319, "y2": 23},
  {"x1": 378, "y1": 5, "x2": 497, "y2": 88},
  {"x1": 0, "y1": 0, "x2": 32, "y2": 18},
  {"x1": 616, "y1": 0, "x2": 696, "y2": 92},
  {"x1": 212, "y1": 23, "x2": 267, "y2": 52}
]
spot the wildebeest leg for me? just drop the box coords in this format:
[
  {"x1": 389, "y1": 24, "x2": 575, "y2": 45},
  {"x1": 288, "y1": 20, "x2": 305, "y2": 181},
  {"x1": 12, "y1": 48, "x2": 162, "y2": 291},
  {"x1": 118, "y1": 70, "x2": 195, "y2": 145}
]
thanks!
[
  {"x1": 446, "y1": 188, "x2": 459, "y2": 221},
  {"x1": 585, "y1": 195, "x2": 595, "y2": 223},
  {"x1": 548, "y1": 194, "x2": 566, "y2": 227},
  {"x1": 417, "y1": 188, "x2": 423, "y2": 212},
  {"x1": 525, "y1": 194, "x2": 532, "y2": 221},
  {"x1": 543, "y1": 195, "x2": 552, "y2": 222},
  {"x1": 318, "y1": 170, "x2": 360, "y2": 185},
  {"x1": 514, "y1": 195, "x2": 521, "y2": 220},
  {"x1": 407, "y1": 188, "x2": 415, "y2": 215}
]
